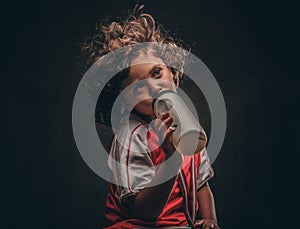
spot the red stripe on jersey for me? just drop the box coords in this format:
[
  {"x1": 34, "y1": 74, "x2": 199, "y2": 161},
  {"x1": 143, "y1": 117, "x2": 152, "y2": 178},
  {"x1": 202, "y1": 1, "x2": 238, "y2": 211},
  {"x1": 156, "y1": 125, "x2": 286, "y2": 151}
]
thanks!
[{"x1": 146, "y1": 130, "x2": 165, "y2": 165}]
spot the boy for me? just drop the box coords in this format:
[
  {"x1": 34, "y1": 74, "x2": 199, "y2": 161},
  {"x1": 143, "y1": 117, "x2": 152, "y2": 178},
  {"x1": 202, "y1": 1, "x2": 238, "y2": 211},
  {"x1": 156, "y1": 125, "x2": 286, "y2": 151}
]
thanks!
[{"x1": 81, "y1": 5, "x2": 220, "y2": 229}]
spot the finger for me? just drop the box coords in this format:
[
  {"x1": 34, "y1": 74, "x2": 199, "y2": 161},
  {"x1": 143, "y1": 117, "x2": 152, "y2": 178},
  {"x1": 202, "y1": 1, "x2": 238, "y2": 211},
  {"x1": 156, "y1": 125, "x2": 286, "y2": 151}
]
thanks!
[
  {"x1": 157, "y1": 116, "x2": 173, "y2": 133},
  {"x1": 203, "y1": 224, "x2": 211, "y2": 229},
  {"x1": 156, "y1": 120, "x2": 167, "y2": 134},
  {"x1": 151, "y1": 117, "x2": 164, "y2": 129},
  {"x1": 166, "y1": 126, "x2": 175, "y2": 137},
  {"x1": 204, "y1": 223, "x2": 217, "y2": 229},
  {"x1": 163, "y1": 115, "x2": 173, "y2": 128},
  {"x1": 157, "y1": 112, "x2": 170, "y2": 120},
  {"x1": 193, "y1": 220, "x2": 205, "y2": 228}
]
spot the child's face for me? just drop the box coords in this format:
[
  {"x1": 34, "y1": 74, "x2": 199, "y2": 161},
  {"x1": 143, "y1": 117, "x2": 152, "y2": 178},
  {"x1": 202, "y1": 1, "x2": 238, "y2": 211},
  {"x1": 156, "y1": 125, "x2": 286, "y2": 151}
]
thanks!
[{"x1": 121, "y1": 52, "x2": 176, "y2": 117}]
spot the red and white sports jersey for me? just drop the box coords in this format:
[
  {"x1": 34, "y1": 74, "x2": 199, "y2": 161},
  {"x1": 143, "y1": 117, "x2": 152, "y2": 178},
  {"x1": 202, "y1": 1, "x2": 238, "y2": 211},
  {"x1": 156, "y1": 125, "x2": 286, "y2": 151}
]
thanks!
[{"x1": 105, "y1": 114, "x2": 214, "y2": 228}]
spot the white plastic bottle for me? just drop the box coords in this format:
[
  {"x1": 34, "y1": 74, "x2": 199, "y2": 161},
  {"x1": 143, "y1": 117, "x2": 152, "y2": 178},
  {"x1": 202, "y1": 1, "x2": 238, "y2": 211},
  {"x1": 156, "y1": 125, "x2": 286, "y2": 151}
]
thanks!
[{"x1": 153, "y1": 90, "x2": 207, "y2": 155}]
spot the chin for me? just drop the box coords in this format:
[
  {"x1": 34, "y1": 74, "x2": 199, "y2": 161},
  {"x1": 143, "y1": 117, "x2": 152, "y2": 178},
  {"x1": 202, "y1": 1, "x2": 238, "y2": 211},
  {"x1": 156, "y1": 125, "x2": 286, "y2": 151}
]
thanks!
[{"x1": 133, "y1": 109, "x2": 155, "y2": 119}]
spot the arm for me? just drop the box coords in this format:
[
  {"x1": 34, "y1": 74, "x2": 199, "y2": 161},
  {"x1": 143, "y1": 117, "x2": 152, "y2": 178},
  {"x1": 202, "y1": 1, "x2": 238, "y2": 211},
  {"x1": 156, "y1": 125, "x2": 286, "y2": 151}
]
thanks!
[
  {"x1": 128, "y1": 112, "x2": 182, "y2": 221},
  {"x1": 197, "y1": 182, "x2": 217, "y2": 221},
  {"x1": 194, "y1": 182, "x2": 220, "y2": 229},
  {"x1": 129, "y1": 152, "x2": 182, "y2": 220}
]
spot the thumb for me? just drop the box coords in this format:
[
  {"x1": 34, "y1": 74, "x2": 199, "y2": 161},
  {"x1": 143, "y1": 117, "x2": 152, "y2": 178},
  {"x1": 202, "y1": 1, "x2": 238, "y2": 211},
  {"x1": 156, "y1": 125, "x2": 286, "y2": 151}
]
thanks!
[{"x1": 166, "y1": 126, "x2": 176, "y2": 136}]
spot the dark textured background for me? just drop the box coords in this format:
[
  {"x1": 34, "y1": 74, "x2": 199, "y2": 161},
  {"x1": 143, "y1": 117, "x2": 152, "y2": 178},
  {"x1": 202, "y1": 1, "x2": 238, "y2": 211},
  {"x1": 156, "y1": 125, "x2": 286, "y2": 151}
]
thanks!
[{"x1": 3, "y1": 0, "x2": 298, "y2": 228}]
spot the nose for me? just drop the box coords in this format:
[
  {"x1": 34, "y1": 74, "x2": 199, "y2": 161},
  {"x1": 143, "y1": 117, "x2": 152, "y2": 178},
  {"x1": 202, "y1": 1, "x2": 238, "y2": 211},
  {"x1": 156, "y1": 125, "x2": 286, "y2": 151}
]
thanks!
[{"x1": 147, "y1": 79, "x2": 162, "y2": 97}]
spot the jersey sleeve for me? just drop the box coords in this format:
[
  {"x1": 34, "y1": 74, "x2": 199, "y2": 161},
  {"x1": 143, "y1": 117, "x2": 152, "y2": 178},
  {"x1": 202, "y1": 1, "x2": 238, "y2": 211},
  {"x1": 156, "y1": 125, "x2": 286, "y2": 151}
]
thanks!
[
  {"x1": 196, "y1": 147, "x2": 214, "y2": 190},
  {"x1": 108, "y1": 123, "x2": 155, "y2": 202}
]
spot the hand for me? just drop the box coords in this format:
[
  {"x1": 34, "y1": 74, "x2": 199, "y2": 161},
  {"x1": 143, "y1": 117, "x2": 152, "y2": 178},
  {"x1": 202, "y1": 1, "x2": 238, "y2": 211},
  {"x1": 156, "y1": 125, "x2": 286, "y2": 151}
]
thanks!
[
  {"x1": 193, "y1": 219, "x2": 220, "y2": 229},
  {"x1": 150, "y1": 112, "x2": 176, "y2": 157}
]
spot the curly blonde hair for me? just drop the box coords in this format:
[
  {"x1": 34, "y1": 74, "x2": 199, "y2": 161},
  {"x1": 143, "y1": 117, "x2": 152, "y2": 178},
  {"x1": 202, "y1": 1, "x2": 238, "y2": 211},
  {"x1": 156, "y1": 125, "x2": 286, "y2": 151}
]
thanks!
[{"x1": 80, "y1": 5, "x2": 188, "y2": 126}]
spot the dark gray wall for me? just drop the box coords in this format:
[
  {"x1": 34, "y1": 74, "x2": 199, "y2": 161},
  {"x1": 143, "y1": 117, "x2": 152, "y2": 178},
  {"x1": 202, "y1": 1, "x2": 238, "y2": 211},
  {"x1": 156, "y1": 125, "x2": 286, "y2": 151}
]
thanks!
[{"x1": 3, "y1": 0, "x2": 297, "y2": 228}]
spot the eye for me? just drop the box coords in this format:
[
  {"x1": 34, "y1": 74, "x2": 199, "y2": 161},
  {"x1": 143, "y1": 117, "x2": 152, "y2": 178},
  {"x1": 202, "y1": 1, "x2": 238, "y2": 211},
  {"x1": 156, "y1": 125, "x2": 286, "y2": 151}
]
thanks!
[{"x1": 152, "y1": 68, "x2": 162, "y2": 78}]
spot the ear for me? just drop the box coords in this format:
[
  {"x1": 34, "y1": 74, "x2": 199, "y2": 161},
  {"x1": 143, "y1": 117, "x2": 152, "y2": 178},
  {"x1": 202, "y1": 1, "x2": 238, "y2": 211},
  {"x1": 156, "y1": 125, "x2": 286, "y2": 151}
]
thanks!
[
  {"x1": 170, "y1": 68, "x2": 183, "y2": 87},
  {"x1": 168, "y1": 67, "x2": 176, "y2": 84}
]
